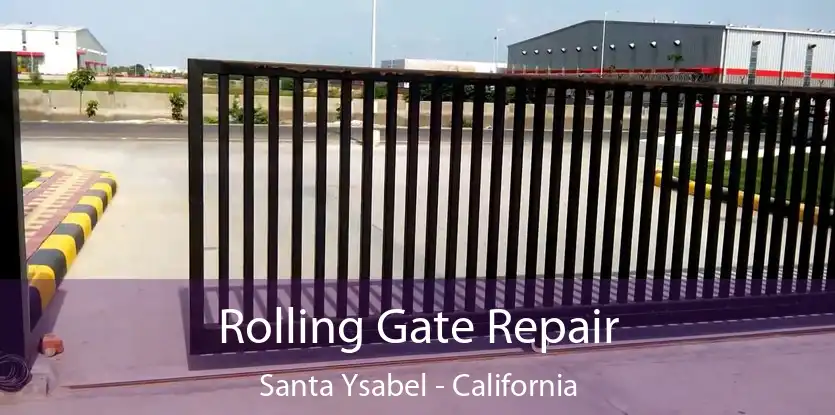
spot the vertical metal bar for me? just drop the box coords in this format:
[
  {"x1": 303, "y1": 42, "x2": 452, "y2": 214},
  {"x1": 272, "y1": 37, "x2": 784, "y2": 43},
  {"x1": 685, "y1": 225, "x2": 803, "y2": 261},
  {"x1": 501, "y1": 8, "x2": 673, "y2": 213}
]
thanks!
[
  {"x1": 598, "y1": 88, "x2": 626, "y2": 305},
  {"x1": 781, "y1": 96, "x2": 810, "y2": 294},
  {"x1": 652, "y1": 90, "x2": 680, "y2": 301},
  {"x1": 796, "y1": 95, "x2": 825, "y2": 293},
  {"x1": 402, "y1": 81, "x2": 421, "y2": 314},
  {"x1": 0, "y1": 52, "x2": 31, "y2": 361},
  {"x1": 337, "y1": 79, "x2": 353, "y2": 318},
  {"x1": 382, "y1": 80, "x2": 397, "y2": 312},
  {"x1": 291, "y1": 77, "x2": 304, "y2": 310},
  {"x1": 314, "y1": 78, "x2": 328, "y2": 317},
  {"x1": 617, "y1": 90, "x2": 645, "y2": 304},
  {"x1": 668, "y1": 92, "x2": 697, "y2": 301},
  {"x1": 813, "y1": 99, "x2": 835, "y2": 291},
  {"x1": 734, "y1": 95, "x2": 764, "y2": 297},
  {"x1": 242, "y1": 76, "x2": 255, "y2": 322},
  {"x1": 685, "y1": 93, "x2": 715, "y2": 300},
  {"x1": 423, "y1": 78, "x2": 443, "y2": 314},
  {"x1": 217, "y1": 74, "x2": 230, "y2": 320},
  {"x1": 543, "y1": 87, "x2": 567, "y2": 308},
  {"x1": 750, "y1": 94, "x2": 781, "y2": 296},
  {"x1": 524, "y1": 81, "x2": 547, "y2": 308},
  {"x1": 766, "y1": 97, "x2": 796, "y2": 295},
  {"x1": 444, "y1": 80, "x2": 465, "y2": 312},
  {"x1": 266, "y1": 76, "x2": 279, "y2": 323},
  {"x1": 702, "y1": 94, "x2": 733, "y2": 299},
  {"x1": 581, "y1": 87, "x2": 606, "y2": 305},
  {"x1": 485, "y1": 83, "x2": 507, "y2": 310},
  {"x1": 359, "y1": 80, "x2": 375, "y2": 317},
  {"x1": 504, "y1": 82, "x2": 527, "y2": 310},
  {"x1": 465, "y1": 83, "x2": 486, "y2": 312},
  {"x1": 187, "y1": 59, "x2": 205, "y2": 353},
  {"x1": 634, "y1": 89, "x2": 663, "y2": 303},
  {"x1": 562, "y1": 87, "x2": 587, "y2": 306},
  {"x1": 718, "y1": 94, "x2": 747, "y2": 298}
]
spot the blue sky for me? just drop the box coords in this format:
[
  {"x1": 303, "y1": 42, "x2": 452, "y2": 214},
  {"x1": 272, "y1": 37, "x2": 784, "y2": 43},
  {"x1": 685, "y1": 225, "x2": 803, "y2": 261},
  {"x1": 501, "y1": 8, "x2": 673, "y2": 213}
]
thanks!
[{"x1": 4, "y1": 0, "x2": 833, "y2": 67}]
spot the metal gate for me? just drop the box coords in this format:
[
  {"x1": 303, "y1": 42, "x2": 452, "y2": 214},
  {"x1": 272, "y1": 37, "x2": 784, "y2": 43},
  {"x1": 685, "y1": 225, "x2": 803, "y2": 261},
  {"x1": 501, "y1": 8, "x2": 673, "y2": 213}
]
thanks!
[{"x1": 186, "y1": 58, "x2": 835, "y2": 355}]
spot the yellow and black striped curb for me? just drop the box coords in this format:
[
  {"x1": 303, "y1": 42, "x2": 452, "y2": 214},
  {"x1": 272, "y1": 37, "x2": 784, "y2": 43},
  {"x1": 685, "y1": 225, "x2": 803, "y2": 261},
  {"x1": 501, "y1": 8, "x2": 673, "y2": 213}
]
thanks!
[
  {"x1": 653, "y1": 171, "x2": 825, "y2": 224},
  {"x1": 27, "y1": 171, "x2": 118, "y2": 325}
]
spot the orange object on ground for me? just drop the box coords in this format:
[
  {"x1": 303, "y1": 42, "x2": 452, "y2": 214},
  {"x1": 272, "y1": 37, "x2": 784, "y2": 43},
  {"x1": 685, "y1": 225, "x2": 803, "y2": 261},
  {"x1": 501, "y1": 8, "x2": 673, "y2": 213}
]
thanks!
[{"x1": 40, "y1": 333, "x2": 64, "y2": 357}]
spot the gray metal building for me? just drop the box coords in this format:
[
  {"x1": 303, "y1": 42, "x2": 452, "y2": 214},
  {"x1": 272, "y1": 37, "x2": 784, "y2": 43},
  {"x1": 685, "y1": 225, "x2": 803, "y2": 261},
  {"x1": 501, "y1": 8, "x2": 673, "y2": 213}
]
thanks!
[{"x1": 508, "y1": 20, "x2": 835, "y2": 87}]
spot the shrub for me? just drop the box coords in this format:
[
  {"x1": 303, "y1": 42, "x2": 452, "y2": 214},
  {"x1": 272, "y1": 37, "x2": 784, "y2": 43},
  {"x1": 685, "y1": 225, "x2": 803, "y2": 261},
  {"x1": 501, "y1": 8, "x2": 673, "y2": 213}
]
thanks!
[
  {"x1": 229, "y1": 96, "x2": 268, "y2": 124},
  {"x1": 85, "y1": 100, "x2": 99, "y2": 118},
  {"x1": 29, "y1": 71, "x2": 43, "y2": 87},
  {"x1": 169, "y1": 92, "x2": 186, "y2": 121}
]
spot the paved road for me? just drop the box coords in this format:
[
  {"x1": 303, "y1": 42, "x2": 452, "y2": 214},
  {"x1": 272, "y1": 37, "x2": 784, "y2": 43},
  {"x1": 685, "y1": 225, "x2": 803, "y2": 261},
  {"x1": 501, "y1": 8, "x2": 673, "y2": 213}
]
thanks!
[
  {"x1": 21, "y1": 136, "x2": 816, "y2": 295},
  {"x1": 21, "y1": 121, "x2": 633, "y2": 143}
]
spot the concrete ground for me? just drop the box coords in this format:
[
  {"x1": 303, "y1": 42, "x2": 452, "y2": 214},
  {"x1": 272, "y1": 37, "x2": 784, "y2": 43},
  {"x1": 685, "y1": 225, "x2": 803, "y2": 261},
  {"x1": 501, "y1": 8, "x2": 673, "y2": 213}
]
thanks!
[
  {"x1": 10, "y1": 128, "x2": 833, "y2": 413},
  {"x1": 7, "y1": 329, "x2": 835, "y2": 414},
  {"x1": 21, "y1": 128, "x2": 822, "y2": 284}
]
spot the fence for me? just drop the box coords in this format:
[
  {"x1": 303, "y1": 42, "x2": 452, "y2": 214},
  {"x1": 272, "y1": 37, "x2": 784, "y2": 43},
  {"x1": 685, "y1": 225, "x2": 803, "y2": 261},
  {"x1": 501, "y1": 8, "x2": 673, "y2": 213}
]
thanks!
[{"x1": 186, "y1": 59, "x2": 835, "y2": 355}]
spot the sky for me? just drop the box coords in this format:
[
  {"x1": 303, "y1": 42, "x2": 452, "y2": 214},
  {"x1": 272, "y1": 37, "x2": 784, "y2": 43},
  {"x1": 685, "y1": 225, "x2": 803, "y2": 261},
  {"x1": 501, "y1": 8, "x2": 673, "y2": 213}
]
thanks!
[{"x1": 4, "y1": 0, "x2": 835, "y2": 68}]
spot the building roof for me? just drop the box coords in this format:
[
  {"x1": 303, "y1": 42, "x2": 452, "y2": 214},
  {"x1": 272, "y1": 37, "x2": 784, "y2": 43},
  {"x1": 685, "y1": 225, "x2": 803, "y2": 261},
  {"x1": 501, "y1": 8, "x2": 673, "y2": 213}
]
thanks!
[
  {"x1": 0, "y1": 23, "x2": 85, "y2": 32},
  {"x1": 509, "y1": 19, "x2": 835, "y2": 47}
]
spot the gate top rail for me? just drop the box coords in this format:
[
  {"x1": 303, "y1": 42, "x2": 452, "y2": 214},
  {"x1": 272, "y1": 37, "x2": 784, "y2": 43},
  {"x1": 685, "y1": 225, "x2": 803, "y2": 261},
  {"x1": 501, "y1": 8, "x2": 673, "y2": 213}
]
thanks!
[{"x1": 189, "y1": 58, "x2": 835, "y2": 97}]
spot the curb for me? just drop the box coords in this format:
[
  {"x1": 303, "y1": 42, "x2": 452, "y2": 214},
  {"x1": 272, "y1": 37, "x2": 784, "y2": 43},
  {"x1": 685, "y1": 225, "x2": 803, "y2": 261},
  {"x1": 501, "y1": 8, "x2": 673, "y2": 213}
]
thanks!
[
  {"x1": 22, "y1": 163, "x2": 53, "y2": 192},
  {"x1": 26, "y1": 169, "x2": 118, "y2": 326},
  {"x1": 653, "y1": 172, "x2": 827, "y2": 224}
]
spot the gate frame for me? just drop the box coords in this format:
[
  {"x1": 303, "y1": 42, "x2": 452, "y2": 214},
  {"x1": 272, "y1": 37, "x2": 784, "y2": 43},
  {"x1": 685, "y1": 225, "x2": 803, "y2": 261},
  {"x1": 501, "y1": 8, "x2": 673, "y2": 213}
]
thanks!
[
  {"x1": 0, "y1": 52, "x2": 35, "y2": 363},
  {"x1": 186, "y1": 58, "x2": 835, "y2": 356}
]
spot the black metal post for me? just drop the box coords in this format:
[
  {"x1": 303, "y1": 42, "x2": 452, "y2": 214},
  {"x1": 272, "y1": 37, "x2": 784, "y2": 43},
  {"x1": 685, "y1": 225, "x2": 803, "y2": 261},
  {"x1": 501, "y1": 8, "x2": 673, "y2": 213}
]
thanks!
[{"x1": 0, "y1": 52, "x2": 32, "y2": 362}]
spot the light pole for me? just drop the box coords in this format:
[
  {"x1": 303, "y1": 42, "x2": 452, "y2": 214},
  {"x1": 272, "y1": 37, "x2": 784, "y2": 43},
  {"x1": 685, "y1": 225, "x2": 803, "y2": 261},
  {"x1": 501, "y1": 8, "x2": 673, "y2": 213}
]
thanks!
[
  {"x1": 493, "y1": 28, "x2": 505, "y2": 73},
  {"x1": 371, "y1": 0, "x2": 377, "y2": 68},
  {"x1": 561, "y1": 48, "x2": 566, "y2": 74},
  {"x1": 367, "y1": 0, "x2": 380, "y2": 145},
  {"x1": 599, "y1": 10, "x2": 618, "y2": 75},
  {"x1": 546, "y1": 48, "x2": 553, "y2": 75}
]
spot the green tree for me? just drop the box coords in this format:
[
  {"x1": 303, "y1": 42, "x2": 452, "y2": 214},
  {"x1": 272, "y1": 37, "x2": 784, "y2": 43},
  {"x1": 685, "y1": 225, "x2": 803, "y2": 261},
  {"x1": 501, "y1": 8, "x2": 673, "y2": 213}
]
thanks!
[
  {"x1": 67, "y1": 68, "x2": 97, "y2": 114},
  {"x1": 106, "y1": 71, "x2": 120, "y2": 95},
  {"x1": 667, "y1": 53, "x2": 684, "y2": 72},
  {"x1": 29, "y1": 71, "x2": 43, "y2": 87}
]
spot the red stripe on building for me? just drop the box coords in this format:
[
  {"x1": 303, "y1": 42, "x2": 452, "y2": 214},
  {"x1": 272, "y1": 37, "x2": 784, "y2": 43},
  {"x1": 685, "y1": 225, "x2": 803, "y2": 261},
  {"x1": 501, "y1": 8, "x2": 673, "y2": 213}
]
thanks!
[
  {"x1": 508, "y1": 67, "x2": 835, "y2": 80},
  {"x1": 15, "y1": 51, "x2": 45, "y2": 57}
]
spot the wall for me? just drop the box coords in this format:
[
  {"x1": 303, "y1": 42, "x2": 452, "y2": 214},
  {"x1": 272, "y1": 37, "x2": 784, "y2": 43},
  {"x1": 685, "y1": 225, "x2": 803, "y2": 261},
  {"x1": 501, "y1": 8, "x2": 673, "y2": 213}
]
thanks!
[
  {"x1": 722, "y1": 29, "x2": 835, "y2": 87},
  {"x1": 76, "y1": 29, "x2": 108, "y2": 72},
  {"x1": 16, "y1": 89, "x2": 696, "y2": 129},
  {"x1": 508, "y1": 21, "x2": 724, "y2": 72},
  {"x1": 0, "y1": 28, "x2": 79, "y2": 74}
]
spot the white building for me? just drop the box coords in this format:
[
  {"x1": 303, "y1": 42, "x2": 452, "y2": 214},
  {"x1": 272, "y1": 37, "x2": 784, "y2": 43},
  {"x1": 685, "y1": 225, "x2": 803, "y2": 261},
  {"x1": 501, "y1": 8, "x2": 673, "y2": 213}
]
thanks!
[
  {"x1": 0, "y1": 23, "x2": 108, "y2": 75},
  {"x1": 380, "y1": 58, "x2": 507, "y2": 74}
]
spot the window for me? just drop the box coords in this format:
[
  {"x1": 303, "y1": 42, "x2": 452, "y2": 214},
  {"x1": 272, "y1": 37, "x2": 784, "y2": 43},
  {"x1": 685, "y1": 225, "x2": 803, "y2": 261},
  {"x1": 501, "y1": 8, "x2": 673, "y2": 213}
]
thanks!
[
  {"x1": 55, "y1": 31, "x2": 60, "y2": 45},
  {"x1": 21, "y1": 30, "x2": 27, "y2": 44},
  {"x1": 803, "y1": 45, "x2": 815, "y2": 87},
  {"x1": 747, "y1": 42, "x2": 759, "y2": 85}
]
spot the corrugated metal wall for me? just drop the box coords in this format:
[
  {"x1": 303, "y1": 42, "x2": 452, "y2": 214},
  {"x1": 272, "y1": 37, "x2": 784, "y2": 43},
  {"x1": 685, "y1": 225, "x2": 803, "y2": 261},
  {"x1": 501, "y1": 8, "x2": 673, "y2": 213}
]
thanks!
[
  {"x1": 508, "y1": 21, "x2": 725, "y2": 72},
  {"x1": 719, "y1": 29, "x2": 835, "y2": 87}
]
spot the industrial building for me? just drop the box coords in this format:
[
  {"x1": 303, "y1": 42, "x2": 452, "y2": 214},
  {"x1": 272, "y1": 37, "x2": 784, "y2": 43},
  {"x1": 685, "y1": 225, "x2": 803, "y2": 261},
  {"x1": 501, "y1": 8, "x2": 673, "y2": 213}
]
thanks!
[
  {"x1": 0, "y1": 23, "x2": 108, "y2": 75},
  {"x1": 380, "y1": 58, "x2": 507, "y2": 74},
  {"x1": 508, "y1": 20, "x2": 835, "y2": 87}
]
